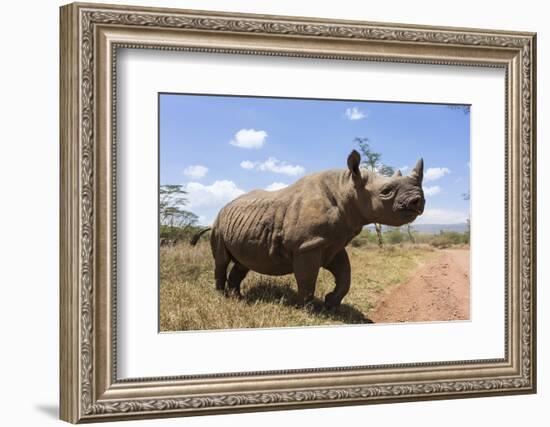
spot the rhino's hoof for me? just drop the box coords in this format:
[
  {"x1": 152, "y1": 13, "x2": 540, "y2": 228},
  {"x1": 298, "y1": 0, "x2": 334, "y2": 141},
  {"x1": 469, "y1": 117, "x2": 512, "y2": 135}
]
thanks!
[
  {"x1": 324, "y1": 293, "x2": 341, "y2": 309},
  {"x1": 226, "y1": 289, "x2": 243, "y2": 300},
  {"x1": 296, "y1": 296, "x2": 314, "y2": 308}
]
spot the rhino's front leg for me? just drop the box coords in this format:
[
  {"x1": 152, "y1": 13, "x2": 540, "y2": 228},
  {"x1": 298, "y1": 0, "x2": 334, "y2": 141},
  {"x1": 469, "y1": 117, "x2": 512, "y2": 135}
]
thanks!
[
  {"x1": 323, "y1": 249, "x2": 351, "y2": 309},
  {"x1": 292, "y1": 250, "x2": 322, "y2": 306}
]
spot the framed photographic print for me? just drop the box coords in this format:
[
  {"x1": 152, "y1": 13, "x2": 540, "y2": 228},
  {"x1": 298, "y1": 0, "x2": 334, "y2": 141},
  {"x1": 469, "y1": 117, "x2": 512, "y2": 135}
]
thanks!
[{"x1": 60, "y1": 2, "x2": 537, "y2": 423}]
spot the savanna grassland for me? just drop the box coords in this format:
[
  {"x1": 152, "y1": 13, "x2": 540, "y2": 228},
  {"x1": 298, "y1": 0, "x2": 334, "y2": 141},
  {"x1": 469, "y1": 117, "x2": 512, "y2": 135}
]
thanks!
[{"x1": 159, "y1": 236, "x2": 446, "y2": 332}]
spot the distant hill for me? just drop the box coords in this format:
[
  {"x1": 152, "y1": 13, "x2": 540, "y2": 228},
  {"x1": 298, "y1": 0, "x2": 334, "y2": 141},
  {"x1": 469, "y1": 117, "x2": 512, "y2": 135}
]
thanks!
[
  {"x1": 410, "y1": 223, "x2": 468, "y2": 234},
  {"x1": 365, "y1": 223, "x2": 468, "y2": 235}
]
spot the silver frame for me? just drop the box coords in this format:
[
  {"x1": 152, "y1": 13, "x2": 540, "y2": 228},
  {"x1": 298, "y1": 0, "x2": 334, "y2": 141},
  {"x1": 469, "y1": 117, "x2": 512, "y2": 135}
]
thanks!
[{"x1": 60, "y1": 2, "x2": 536, "y2": 423}]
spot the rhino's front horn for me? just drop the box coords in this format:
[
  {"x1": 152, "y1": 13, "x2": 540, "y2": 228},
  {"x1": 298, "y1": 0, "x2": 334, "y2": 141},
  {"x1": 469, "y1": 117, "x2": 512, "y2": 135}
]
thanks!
[
  {"x1": 410, "y1": 158, "x2": 424, "y2": 183},
  {"x1": 392, "y1": 169, "x2": 402, "y2": 177}
]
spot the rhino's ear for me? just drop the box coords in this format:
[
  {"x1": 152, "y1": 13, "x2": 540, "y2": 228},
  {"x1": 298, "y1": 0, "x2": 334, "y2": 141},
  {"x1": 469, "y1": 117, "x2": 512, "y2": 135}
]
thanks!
[
  {"x1": 347, "y1": 150, "x2": 361, "y2": 179},
  {"x1": 393, "y1": 169, "x2": 402, "y2": 177},
  {"x1": 410, "y1": 158, "x2": 424, "y2": 183}
]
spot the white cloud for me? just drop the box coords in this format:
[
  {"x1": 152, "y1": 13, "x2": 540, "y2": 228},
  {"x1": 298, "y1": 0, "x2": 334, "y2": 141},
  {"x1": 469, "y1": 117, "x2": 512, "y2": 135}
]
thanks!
[
  {"x1": 423, "y1": 185, "x2": 441, "y2": 196},
  {"x1": 414, "y1": 208, "x2": 468, "y2": 224},
  {"x1": 344, "y1": 107, "x2": 366, "y2": 120},
  {"x1": 182, "y1": 164, "x2": 208, "y2": 179},
  {"x1": 240, "y1": 160, "x2": 255, "y2": 170},
  {"x1": 240, "y1": 157, "x2": 305, "y2": 176},
  {"x1": 265, "y1": 182, "x2": 288, "y2": 191},
  {"x1": 197, "y1": 215, "x2": 209, "y2": 225},
  {"x1": 400, "y1": 165, "x2": 409, "y2": 172},
  {"x1": 230, "y1": 129, "x2": 268, "y2": 149},
  {"x1": 183, "y1": 180, "x2": 245, "y2": 225},
  {"x1": 424, "y1": 167, "x2": 451, "y2": 182},
  {"x1": 184, "y1": 180, "x2": 245, "y2": 208}
]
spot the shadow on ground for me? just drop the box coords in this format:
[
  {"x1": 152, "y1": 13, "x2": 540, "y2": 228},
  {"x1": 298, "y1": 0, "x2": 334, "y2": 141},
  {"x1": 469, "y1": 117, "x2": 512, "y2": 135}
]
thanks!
[
  {"x1": 35, "y1": 404, "x2": 58, "y2": 419},
  {"x1": 244, "y1": 281, "x2": 373, "y2": 324}
]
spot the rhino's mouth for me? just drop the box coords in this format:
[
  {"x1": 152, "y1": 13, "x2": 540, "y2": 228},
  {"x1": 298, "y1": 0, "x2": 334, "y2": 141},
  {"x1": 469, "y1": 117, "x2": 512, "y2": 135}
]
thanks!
[
  {"x1": 396, "y1": 196, "x2": 425, "y2": 216},
  {"x1": 398, "y1": 207, "x2": 422, "y2": 220},
  {"x1": 402, "y1": 206, "x2": 423, "y2": 215}
]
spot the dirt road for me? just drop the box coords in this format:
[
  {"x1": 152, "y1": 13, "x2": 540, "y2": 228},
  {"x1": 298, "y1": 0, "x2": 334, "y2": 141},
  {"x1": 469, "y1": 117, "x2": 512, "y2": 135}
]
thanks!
[{"x1": 370, "y1": 249, "x2": 470, "y2": 323}]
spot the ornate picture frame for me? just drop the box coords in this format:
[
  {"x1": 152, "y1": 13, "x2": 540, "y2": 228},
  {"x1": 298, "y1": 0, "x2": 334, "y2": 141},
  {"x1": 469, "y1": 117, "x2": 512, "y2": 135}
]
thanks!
[{"x1": 60, "y1": 2, "x2": 536, "y2": 423}]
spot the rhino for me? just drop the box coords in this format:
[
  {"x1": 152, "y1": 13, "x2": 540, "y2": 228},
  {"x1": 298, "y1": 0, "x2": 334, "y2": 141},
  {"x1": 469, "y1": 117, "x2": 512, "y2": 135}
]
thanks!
[{"x1": 191, "y1": 150, "x2": 425, "y2": 308}]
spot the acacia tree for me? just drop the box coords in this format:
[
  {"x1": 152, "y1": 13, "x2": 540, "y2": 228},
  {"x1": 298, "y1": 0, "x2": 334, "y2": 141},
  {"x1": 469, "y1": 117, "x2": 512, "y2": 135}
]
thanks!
[
  {"x1": 406, "y1": 224, "x2": 416, "y2": 243},
  {"x1": 447, "y1": 105, "x2": 471, "y2": 115},
  {"x1": 160, "y1": 184, "x2": 198, "y2": 229},
  {"x1": 354, "y1": 137, "x2": 396, "y2": 247}
]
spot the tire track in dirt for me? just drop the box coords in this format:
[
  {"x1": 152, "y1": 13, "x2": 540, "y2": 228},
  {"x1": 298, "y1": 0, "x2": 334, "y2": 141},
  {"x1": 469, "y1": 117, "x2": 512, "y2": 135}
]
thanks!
[{"x1": 370, "y1": 249, "x2": 470, "y2": 323}]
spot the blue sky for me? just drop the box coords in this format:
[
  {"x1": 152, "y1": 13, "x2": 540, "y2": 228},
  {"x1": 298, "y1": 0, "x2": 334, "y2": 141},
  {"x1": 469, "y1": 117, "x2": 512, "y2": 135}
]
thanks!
[{"x1": 160, "y1": 93, "x2": 470, "y2": 226}]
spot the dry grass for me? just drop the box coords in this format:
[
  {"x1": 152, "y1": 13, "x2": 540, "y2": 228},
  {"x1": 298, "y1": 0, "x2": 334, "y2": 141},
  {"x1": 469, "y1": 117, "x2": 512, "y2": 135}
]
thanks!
[{"x1": 159, "y1": 241, "x2": 439, "y2": 332}]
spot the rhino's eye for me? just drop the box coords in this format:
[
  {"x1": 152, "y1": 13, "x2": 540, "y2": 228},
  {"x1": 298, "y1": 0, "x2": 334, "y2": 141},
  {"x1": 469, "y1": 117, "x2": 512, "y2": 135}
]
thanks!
[{"x1": 380, "y1": 187, "x2": 394, "y2": 198}]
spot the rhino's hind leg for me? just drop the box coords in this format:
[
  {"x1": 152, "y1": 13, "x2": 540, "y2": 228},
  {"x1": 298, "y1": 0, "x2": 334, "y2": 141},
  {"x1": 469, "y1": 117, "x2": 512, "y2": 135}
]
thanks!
[
  {"x1": 293, "y1": 251, "x2": 322, "y2": 306},
  {"x1": 323, "y1": 249, "x2": 351, "y2": 309},
  {"x1": 227, "y1": 263, "x2": 249, "y2": 297},
  {"x1": 213, "y1": 244, "x2": 231, "y2": 292}
]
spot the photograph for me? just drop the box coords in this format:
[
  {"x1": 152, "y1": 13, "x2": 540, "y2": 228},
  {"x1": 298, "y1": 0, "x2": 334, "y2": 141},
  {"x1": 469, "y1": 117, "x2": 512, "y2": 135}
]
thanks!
[
  {"x1": 57, "y1": 2, "x2": 536, "y2": 422},
  {"x1": 158, "y1": 94, "x2": 471, "y2": 332}
]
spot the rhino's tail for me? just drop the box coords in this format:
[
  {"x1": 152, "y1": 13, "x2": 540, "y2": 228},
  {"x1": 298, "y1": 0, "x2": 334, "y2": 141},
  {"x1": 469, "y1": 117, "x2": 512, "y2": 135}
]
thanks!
[{"x1": 190, "y1": 227, "x2": 211, "y2": 246}]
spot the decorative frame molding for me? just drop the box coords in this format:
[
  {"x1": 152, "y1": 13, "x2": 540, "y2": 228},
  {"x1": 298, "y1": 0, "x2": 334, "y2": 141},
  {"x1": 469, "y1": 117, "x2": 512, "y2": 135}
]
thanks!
[{"x1": 60, "y1": 2, "x2": 536, "y2": 423}]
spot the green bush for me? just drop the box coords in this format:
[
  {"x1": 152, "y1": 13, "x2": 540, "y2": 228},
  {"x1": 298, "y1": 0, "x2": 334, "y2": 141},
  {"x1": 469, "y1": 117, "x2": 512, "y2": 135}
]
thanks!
[
  {"x1": 429, "y1": 231, "x2": 467, "y2": 248},
  {"x1": 384, "y1": 228, "x2": 405, "y2": 244},
  {"x1": 341, "y1": 228, "x2": 470, "y2": 248},
  {"x1": 350, "y1": 229, "x2": 378, "y2": 247}
]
